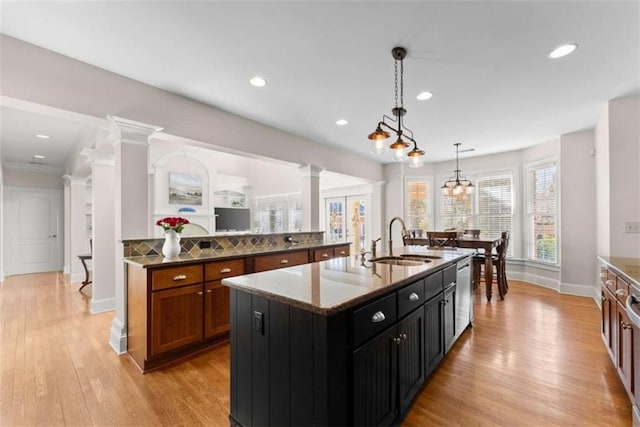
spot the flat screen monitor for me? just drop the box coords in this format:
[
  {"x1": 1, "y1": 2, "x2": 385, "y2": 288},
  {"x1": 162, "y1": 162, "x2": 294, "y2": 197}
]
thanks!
[{"x1": 215, "y1": 207, "x2": 250, "y2": 232}]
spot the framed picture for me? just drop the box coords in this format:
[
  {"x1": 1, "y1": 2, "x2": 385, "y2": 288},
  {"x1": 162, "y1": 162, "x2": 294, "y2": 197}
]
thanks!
[{"x1": 169, "y1": 172, "x2": 203, "y2": 206}]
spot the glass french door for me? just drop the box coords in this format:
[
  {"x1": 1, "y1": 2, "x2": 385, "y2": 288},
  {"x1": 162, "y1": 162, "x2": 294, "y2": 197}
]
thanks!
[{"x1": 325, "y1": 195, "x2": 369, "y2": 254}]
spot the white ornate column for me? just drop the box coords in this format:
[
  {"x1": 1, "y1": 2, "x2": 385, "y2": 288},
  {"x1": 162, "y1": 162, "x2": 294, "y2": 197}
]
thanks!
[
  {"x1": 109, "y1": 116, "x2": 163, "y2": 354},
  {"x1": 62, "y1": 175, "x2": 90, "y2": 283},
  {"x1": 81, "y1": 135, "x2": 117, "y2": 314},
  {"x1": 299, "y1": 164, "x2": 324, "y2": 231}
]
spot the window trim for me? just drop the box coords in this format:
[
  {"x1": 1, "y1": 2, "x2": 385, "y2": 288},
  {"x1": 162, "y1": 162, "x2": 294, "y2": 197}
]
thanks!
[
  {"x1": 524, "y1": 158, "x2": 560, "y2": 266},
  {"x1": 404, "y1": 175, "x2": 434, "y2": 232}
]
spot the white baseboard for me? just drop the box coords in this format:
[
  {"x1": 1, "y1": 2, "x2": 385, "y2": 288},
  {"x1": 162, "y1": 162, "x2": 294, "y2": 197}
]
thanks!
[
  {"x1": 63, "y1": 264, "x2": 70, "y2": 274},
  {"x1": 507, "y1": 270, "x2": 560, "y2": 291},
  {"x1": 559, "y1": 282, "x2": 598, "y2": 298},
  {"x1": 91, "y1": 297, "x2": 115, "y2": 314},
  {"x1": 109, "y1": 317, "x2": 127, "y2": 355}
]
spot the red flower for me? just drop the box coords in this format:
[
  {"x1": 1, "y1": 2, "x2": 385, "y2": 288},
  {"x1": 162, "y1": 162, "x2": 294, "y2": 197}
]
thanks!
[{"x1": 156, "y1": 217, "x2": 190, "y2": 233}]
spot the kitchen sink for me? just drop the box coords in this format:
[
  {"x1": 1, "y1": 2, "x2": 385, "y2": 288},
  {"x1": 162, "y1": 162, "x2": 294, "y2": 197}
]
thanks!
[
  {"x1": 369, "y1": 256, "x2": 431, "y2": 266},
  {"x1": 399, "y1": 254, "x2": 442, "y2": 260}
]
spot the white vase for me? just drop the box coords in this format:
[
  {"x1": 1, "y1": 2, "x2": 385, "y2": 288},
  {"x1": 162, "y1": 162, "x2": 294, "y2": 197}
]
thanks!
[{"x1": 162, "y1": 230, "x2": 181, "y2": 258}]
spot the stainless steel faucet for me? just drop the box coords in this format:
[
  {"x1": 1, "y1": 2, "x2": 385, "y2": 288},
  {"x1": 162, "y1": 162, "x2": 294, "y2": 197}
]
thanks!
[
  {"x1": 371, "y1": 237, "x2": 381, "y2": 258},
  {"x1": 388, "y1": 216, "x2": 408, "y2": 256}
]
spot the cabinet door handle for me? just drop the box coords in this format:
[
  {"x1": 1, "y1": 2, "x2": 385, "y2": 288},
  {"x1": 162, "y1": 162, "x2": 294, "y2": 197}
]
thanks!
[
  {"x1": 408, "y1": 292, "x2": 420, "y2": 302},
  {"x1": 206, "y1": 289, "x2": 212, "y2": 294},
  {"x1": 322, "y1": 253, "x2": 329, "y2": 258},
  {"x1": 605, "y1": 279, "x2": 614, "y2": 287},
  {"x1": 400, "y1": 333, "x2": 407, "y2": 341},
  {"x1": 622, "y1": 322, "x2": 633, "y2": 330},
  {"x1": 339, "y1": 251, "x2": 346, "y2": 255},
  {"x1": 280, "y1": 259, "x2": 289, "y2": 264},
  {"x1": 392, "y1": 337, "x2": 402, "y2": 345},
  {"x1": 602, "y1": 293, "x2": 606, "y2": 301},
  {"x1": 197, "y1": 291, "x2": 203, "y2": 296},
  {"x1": 220, "y1": 268, "x2": 231, "y2": 274},
  {"x1": 173, "y1": 274, "x2": 187, "y2": 281},
  {"x1": 371, "y1": 311, "x2": 386, "y2": 323},
  {"x1": 616, "y1": 288, "x2": 628, "y2": 297}
]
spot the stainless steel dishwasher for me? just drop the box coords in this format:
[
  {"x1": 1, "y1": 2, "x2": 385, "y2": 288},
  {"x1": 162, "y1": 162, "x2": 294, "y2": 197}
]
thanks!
[{"x1": 455, "y1": 256, "x2": 473, "y2": 340}]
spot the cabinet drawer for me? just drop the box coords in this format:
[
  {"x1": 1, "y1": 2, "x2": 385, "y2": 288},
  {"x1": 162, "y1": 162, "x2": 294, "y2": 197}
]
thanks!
[
  {"x1": 616, "y1": 276, "x2": 630, "y2": 305},
  {"x1": 334, "y1": 245, "x2": 350, "y2": 257},
  {"x1": 254, "y1": 250, "x2": 309, "y2": 272},
  {"x1": 397, "y1": 279, "x2": 425, "y2": 318},
  {"x1": 353, "y1": 293, "x2": 397, "y2": 346},
  {"x1": 443, "y1": 264, "x2": 456, "y2": 287},
  {"x1": 604, "y1": 271, "x2": 617, "y2": 295},
  {"x1": 424, "y1": 271, "x2": 444, "y2": 301},
  {"x1": 205, "y1": 259, "x2": 245, "y2": 281},
  {"x1": 313, "y1": 248, "x2": 334, "y2": 262},
  {"x1": 151, "y1": 265, "x2": 203, "y2": 291}
]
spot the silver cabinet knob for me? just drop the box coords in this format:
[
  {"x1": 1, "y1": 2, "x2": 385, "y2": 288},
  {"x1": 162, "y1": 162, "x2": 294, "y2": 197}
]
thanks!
[
  {"x1": 408, "y1": 292, "x2": 420, "y2": 302},
  {"x1": 220, "y1": 268, "x2": 231, "y2": 274},
  {"x1": 371, "y1": 311, "x2": 386, "y2": 323},
  {"x1": 280, "y1": 259, "x2": 289, "y2": 264},
  {"x1": 173, "y1": 274, "x2": 187, "y2": 281}
]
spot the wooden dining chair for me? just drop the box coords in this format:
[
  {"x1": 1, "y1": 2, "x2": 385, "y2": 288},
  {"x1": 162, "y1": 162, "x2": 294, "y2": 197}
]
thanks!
[
  {"x1": 464, "y1": 229, "x2": 481, "y2": 238},
  {"x1": 426, "y1": 231, "x2": 458, "y2": 248},
  {"x1": 472, "y1": 231, "x2": 509, "y2": 300}
]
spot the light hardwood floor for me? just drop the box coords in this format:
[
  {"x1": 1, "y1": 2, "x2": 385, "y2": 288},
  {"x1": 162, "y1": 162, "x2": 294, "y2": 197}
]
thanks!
[{"x1": 0, "y1": 272, "x2": 631, "y2": 426}]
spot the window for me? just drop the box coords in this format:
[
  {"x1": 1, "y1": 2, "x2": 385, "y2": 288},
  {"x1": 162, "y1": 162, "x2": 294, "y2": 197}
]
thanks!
[
  {"x1": 253, "y1": 194, "x2": 302, "y2": 233},
  {"x1": 526, "y1": 162, "x2": 558, "y2": 263},
  {"x1": 476, "y1": 174, "x2": 513, "y2": 240},
  {"x1": 405, "y1": 179, "x2": 430, "y2": 234},
  {"x1": 440, "y1": 190, "x2": 473, "y2": 231}
]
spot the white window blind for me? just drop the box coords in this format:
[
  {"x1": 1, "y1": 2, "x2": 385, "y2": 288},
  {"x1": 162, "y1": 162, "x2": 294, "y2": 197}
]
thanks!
[
  {"x1": 476, "y1": 174, "x2": 513, "y2": 245},
  {"x1": 527, "y1": 162, "x2": 557, "y2": 263},
  {"x1": 406, "y1": 179, "x2": 430, "y2": 234}
]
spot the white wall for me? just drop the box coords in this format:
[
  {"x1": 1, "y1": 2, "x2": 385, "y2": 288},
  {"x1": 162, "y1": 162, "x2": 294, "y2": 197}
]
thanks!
[
  {"x1": 608, "y1": 95, "x2": 640, "y2": 257},
  {"x1": 3, "y1": 168, "x2": 63, "y2": 189},
  {"x1": 560, "y1": 130, "x2": 597, "y2": 295},
  {"x1": 595, "y1": 105, "x2": 610, "y2": 257}
]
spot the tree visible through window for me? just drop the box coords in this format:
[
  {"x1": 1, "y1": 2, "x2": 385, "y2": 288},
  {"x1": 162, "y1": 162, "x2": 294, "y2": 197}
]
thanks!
[
  {"x1": 406, "y1": 180, "x2": 430, "y2": 234},
  {"x1": 527, "y1": 162, "x2": 557, "y2": 263}
]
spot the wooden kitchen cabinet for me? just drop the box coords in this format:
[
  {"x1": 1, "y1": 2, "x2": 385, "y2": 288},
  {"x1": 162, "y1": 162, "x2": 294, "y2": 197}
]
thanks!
[
  {"x1": 424, "y1": 293, "x2": 444, "y2": 376},
  {"x1": 204, "y1": 258, "x2": 245, "y2": 339},
  {"x1": 602, "y1": 285, "x2": 617, "y2": 361},
  {"x1": 151, "y1": 283, "x2": 204, "y2": 355},
  {"x1": 313, "y1": 243, "x2": 350, "y2": 262},
  {"x1": 253, "y1": 249, "x2": 309, "y2": 272},
  {"x1": 617, "y1": 302, "x2": 634, "y2": 395},
  {"x1": 600, "y1": 260, "x2": 637, "y2": 403}
]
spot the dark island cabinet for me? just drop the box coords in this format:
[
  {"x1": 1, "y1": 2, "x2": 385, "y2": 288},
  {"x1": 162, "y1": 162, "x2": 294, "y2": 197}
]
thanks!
[{"x1": 228, "y1": 256, "x2": 474, "y2": 427}]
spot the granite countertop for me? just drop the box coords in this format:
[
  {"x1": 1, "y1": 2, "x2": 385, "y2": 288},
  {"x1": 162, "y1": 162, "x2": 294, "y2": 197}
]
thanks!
[
  {"x1": 598, "y1": 256, "x2": 640, "y2": 288},
  {"x1": 221, "y1": 246, "x2": 475, "y2": 316},
  {"x1": 124, "y1": 240, "x2": 350, "y2": 268}
]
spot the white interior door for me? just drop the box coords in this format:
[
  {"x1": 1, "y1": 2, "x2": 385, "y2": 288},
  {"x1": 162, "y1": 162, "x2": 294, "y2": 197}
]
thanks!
[{"x1": 4, "y1": 187, "x2": 62, "y2": 275}]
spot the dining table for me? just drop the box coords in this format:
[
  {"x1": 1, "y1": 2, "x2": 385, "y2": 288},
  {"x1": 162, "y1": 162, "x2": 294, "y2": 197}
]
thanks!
[{"x1": 404, "y1": 234, "x2": 501, "y2": 301}]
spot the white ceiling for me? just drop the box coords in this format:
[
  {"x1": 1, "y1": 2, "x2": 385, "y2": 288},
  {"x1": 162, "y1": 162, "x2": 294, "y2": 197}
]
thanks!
[{"x1": 1, "y1": 1, "x2": 639, "y2": 173}]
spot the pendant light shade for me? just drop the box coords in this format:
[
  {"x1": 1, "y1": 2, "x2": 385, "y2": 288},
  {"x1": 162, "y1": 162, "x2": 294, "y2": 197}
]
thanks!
[
  {"x1": 367, "y1": 47, "x2": 426, "y2": 165},
  {"x1": 442, "y1": 143, "x2": 474, "y2": 195}
]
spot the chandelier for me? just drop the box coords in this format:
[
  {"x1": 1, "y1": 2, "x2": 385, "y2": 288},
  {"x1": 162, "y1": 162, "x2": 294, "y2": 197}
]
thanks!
[
  {"x1": 368, "y1": 47, "x2": 425, "y2": 168},
  {"x1": 441, "y1": 143, "x2": 474, "y2": 196}
]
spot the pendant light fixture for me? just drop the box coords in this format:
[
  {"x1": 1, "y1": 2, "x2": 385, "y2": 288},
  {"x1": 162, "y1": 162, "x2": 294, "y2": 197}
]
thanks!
[
  {"x1": 441, "y1": 143, "x2": 474, "y2": 196},
  {"x1": 368, "y1": 47, "x2": 425, "y2": 168}
]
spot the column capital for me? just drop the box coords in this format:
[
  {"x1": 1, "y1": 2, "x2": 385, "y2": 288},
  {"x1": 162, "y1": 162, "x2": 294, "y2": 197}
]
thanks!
[
  {"x1": 80, "y1": 148, "x2": 116, "y2": 167},
  {"x1": 108, "y1": 115, "x2": 163, "y2": 146},
  {"x1": 62, "y1": 175, "x2": 90, "y2": 186},
  {"x1": 298, "y1": 163, "x2": 325, "y2": 178}
]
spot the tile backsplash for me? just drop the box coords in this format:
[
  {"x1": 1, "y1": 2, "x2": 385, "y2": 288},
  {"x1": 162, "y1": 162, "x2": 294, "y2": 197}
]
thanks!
[{"x1": 123, "y1": 232, "x2": 325, "y2": 257}]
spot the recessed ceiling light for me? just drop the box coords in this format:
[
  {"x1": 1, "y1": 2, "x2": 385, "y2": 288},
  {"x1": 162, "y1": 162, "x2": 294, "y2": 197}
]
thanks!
[
  {"x1": 417, "y1": 91, "x2": 433, "y2": 101},
  {"x1": 548, "y1": 43, "x2": 578, "y2": 59},
  {"x1": 336, "y1": 119, "x2": 348, "y2": 126},
  {"x1": 33, "y1": 154, "x2": 46, "y2": 159},
  {"x1": 249, "y1": 76, "x2": 267, "y2": 87},
  {"x1": 35, "y1": 134, "x2": 50, "y2": 139}
]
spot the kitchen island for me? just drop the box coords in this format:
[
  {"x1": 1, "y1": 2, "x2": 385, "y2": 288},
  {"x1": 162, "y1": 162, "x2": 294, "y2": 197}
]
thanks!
[{"x1": 222, "y1": 246, "x2": 474, "y2": 427}]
